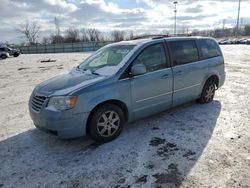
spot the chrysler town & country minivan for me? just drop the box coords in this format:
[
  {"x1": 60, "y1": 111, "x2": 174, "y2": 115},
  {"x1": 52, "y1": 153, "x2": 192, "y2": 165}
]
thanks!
[{"x1": 29, "y1": 37, "x2": 225, "y2": 142}]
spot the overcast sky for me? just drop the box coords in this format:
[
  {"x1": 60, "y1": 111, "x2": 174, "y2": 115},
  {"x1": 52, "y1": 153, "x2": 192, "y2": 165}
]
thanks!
[{"x1": 0, "y1": 0, "x2": 250, "y2": 43}]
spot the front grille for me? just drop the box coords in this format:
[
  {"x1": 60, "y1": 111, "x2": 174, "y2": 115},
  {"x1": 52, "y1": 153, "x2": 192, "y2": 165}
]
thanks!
[{"x1": 31, "y1": 94, "x2": 47, "y2": 112}]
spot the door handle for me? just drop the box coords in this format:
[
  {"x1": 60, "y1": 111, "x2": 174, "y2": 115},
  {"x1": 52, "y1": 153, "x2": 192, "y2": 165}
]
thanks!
[
  {"x1": 161, "y1": 74, "x2": 170, "y2": 79},
  {"x1": 175, "y1": 71, "x2": 183, "y2": 76}
]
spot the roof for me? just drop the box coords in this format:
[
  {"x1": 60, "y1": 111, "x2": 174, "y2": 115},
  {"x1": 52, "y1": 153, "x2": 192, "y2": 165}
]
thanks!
[
  {"x1": 115, "y1": 39, "x2": 151, "y2": 45},
  {"x1": 109, "y1": 36, "x2": 214, "y2": 47}
]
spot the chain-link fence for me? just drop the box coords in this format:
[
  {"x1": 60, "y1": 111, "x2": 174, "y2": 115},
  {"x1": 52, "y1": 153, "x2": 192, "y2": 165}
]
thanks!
[{"x1": 19, "y1": 41, "x2": 113, "y2": 54}]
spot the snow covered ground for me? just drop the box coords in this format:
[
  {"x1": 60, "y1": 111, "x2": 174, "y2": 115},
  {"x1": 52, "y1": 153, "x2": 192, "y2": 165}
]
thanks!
[{"x1": 0, "y1": 46, "x2": 249, "y2": 188}]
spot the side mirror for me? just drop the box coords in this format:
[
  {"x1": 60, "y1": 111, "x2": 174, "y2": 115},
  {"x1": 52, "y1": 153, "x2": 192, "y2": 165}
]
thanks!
[{"x1": 131, "y1": 64, "x2": 147, "y2": 76}]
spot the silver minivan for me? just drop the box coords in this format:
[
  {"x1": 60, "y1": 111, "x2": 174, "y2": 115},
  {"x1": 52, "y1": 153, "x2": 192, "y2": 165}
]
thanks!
[{"x1": 29, "y1": 37, "x2": 225, "y2": 142}]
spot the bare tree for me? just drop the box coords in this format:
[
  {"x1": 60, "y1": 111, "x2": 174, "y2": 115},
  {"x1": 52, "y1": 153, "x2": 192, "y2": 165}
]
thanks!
[
  {"x1": 245, "y1": 24, "x2": 250, "y2": 36},
  {"x1": 50, "y1": 34, "x2": 64, "y2": 44},
  {"x1": 128, "y1": 30, "x2": 134, "y2": 40},
  {"x1": 42, "y1": 37, "x2": 50, "y2": 45},
  {"x1": 81, "y1": 28, "x2": 89, "y2": 42},
  {"x1": 64, "y1": 28, "x2": 80, "y2": 43},
  {"x1": 191, "y1": 27, "x2": 235, "y2": 38},
  {"x1": 111, "y1": 30, "x2": 125, "y2": 42},
  {"x1": 161, "y1": 29, "x2": 169, "y2": 35},
  {"x1": 17, "y1": 20, "x2": 40, "y2": 45},
  {"x1": 87, "y1": 28, "x2": 101, "y2": 41}
]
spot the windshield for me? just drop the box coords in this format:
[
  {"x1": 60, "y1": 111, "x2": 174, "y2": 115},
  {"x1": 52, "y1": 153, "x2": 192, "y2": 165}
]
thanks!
[{"x1": 78, "y1": 45, "x2": 135, "y2": 76}]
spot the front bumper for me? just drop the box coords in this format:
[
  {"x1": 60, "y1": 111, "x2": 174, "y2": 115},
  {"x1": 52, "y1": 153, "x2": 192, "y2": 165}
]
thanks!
[
  {"x1": 218, "y1": 72, "x2": 226, "y2": 88},
  {"x1": 29, "y1": 106, "x2": 89, "y2": 139}
]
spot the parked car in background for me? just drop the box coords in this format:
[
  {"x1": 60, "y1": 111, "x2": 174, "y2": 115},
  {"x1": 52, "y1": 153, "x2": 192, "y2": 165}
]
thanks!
[
  {"x1": 218, "y1": 39, "x2": 226, "y2": 45},
  {"x1": 0, "y1": 50, "x2": 10, "y2": 59},
  {"x1": 218, "y1": 38, "x2": 231, "y2": 45},
  {"x1": 29, "y1": 36, "x2": 225, "y2": 142},
  {"x1": 238, "y1": 38, "x2": 247, "y2": 44},
  {"x1": 218, "y1": 38, "x2": 250, "y2": 45},
  {"x1": 230, "y1": 38, "x2": 237, "y2": 44},
  {"x1": 0, "y1": 47, "x2": 20, "y2": 58}
]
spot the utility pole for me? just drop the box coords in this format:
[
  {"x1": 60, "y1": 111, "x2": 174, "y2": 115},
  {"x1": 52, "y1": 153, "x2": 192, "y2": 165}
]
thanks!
[
  {"x1": 54, "y1": 17, "x2": 60, "y2": 36},
  {"x1": 223, "y1": 19, "x2": 226, "y2": 29},
  {"x1": 235, "y1": 0, "x2": 241, "y2": 37},
  {"x1": 173, "y1": 1, "x2": 178, "y2": 36}
]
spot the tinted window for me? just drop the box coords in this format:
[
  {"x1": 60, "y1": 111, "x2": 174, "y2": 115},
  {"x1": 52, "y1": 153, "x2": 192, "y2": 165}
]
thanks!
[
  {"x1": 169, "y1": 40, "x2": 198, "y2": 66},
  {"x1": 133, "y1": 43, "x2": 168, "y2": 72},
  {"x1": 199, "y1": 39, "x2": 221, "y2": 59}
]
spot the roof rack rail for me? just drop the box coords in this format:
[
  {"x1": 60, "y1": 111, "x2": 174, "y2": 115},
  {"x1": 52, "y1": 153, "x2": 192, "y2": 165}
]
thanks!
[
  {"x1": 174, "y1": 34, "x2": 192, "y2": 37},
  {"x1": 132, "y1": 34, "x2": 170, "y2": 40},
  {"x1": 132, "y1": 34, "x2": 192, "y2": 40}
]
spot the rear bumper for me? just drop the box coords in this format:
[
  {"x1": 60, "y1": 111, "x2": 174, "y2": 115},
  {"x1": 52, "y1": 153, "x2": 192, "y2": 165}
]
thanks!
[{"x1": 29, "y1": 107, "x2": 89, "y2": 139}]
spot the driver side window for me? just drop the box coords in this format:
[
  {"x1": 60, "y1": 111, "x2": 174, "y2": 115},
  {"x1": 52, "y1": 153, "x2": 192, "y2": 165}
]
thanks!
[{"x1": 133, "y1": 43, "x2": 168, "y2": 72}]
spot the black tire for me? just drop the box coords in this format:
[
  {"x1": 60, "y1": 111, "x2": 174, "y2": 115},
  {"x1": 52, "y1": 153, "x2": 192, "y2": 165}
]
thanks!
[
  {"x1": 0, "y1": 54, "x2": 7, "y2": 59},
  {"x1": 88, "y1": 104, "x2": 125, "y2": 142},
  {"x1": 197, "y1": 80, "x2": 216, "y2": 104},
  {"x1": 13, "y1": 52, "x2": 19, "y2": 57}
]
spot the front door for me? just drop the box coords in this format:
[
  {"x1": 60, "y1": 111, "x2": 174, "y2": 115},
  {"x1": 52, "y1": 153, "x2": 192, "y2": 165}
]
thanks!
[{"x1": 130, "y1": 42, "x2": 173, "y2": 119}]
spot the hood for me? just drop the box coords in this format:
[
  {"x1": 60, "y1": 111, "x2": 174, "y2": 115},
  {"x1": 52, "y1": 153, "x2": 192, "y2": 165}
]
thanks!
[
  {"x1": 13, "y1": 49, "x2": 20, "y2": 52},
  {"x1": 8, "y1": 48, "x2": 19, "y2": 52},
  {"x1": 36, "y1": 70, "x2": 106, "y2": 96}
]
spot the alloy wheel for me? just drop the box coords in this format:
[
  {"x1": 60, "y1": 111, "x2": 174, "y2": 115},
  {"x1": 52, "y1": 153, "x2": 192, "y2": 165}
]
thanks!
[
  {"x1": 204, "y1": 84, "x2": 215, "y2": 102},
  {"x1": 97, "y1": 111, "x2": 120, "y2": 137}
]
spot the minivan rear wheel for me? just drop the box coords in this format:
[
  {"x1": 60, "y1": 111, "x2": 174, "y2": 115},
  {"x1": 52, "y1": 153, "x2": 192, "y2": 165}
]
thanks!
[
  {"x1": 88, "y1": 104, "x2": 125, "y2": 142},
  {"x1": 197, "y1": 80, "x2": 216, "y2": 104}
]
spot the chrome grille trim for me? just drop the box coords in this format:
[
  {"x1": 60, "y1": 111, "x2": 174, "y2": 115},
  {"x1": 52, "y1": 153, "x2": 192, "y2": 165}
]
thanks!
[{"x1": 31, "y1": 93, "x2": 47, "y2": 112}]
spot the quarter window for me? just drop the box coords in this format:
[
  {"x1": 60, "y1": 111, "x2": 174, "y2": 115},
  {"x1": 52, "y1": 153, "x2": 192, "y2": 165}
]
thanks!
[
  {"x1": 133, "y1": 43, "x2": 168, "y2": 72},
  {"x1": 199, "y1": 39, "x2": 221, "y2": 59},
  {"x1": 169, "y1": 40, "x2": 199, "y2": 66}
]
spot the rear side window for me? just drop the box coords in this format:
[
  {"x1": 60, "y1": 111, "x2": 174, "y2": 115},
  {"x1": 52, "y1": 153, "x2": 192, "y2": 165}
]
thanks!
[
  {"x1": 169, "y1": 40, "x2": 198, "y2": 66},
  {"x1": 199, "y1": 39, "x2": 221, "y2": 59},
  {"x1": 133, "y1": 43, "x2": 168, "y2": 72}
]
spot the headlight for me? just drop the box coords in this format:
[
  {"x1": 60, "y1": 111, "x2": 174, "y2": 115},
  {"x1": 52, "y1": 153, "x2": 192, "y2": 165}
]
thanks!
[{"x1": 47, "y1": 96, "x2": 77, "y2": 111}]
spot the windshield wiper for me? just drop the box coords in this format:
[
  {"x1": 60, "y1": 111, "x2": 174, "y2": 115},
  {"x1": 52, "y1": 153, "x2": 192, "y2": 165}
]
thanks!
[
  {"x1": 78, "y1": 67, "x2": 100, "y2": 75},
  {"x1": 75, "y1": 66, "x2": 82, "y2": 71},
  {"x1": 91, "y1": 70, "x2": 100, "y2": 75},
  {"x1": 77, "y1": 68, "x2": 88, "y2": 73}
]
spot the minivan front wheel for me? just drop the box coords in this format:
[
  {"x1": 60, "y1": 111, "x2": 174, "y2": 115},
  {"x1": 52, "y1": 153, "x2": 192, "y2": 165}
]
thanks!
[
  {"x1": 198, "y1": 81, "x2": 216, "y2": 104},
  {"x1": 88, "y1": 104, "x2": 125, "y2": 142}
]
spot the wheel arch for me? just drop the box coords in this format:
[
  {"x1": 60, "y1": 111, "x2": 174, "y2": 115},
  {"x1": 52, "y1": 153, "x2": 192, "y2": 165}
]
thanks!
[
  {"x1": 86, "y1": 99, "x2": 129, "y2": 134},
  {"x1": 206, "y1": 75, "x2": 219, "y2": 89}
]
